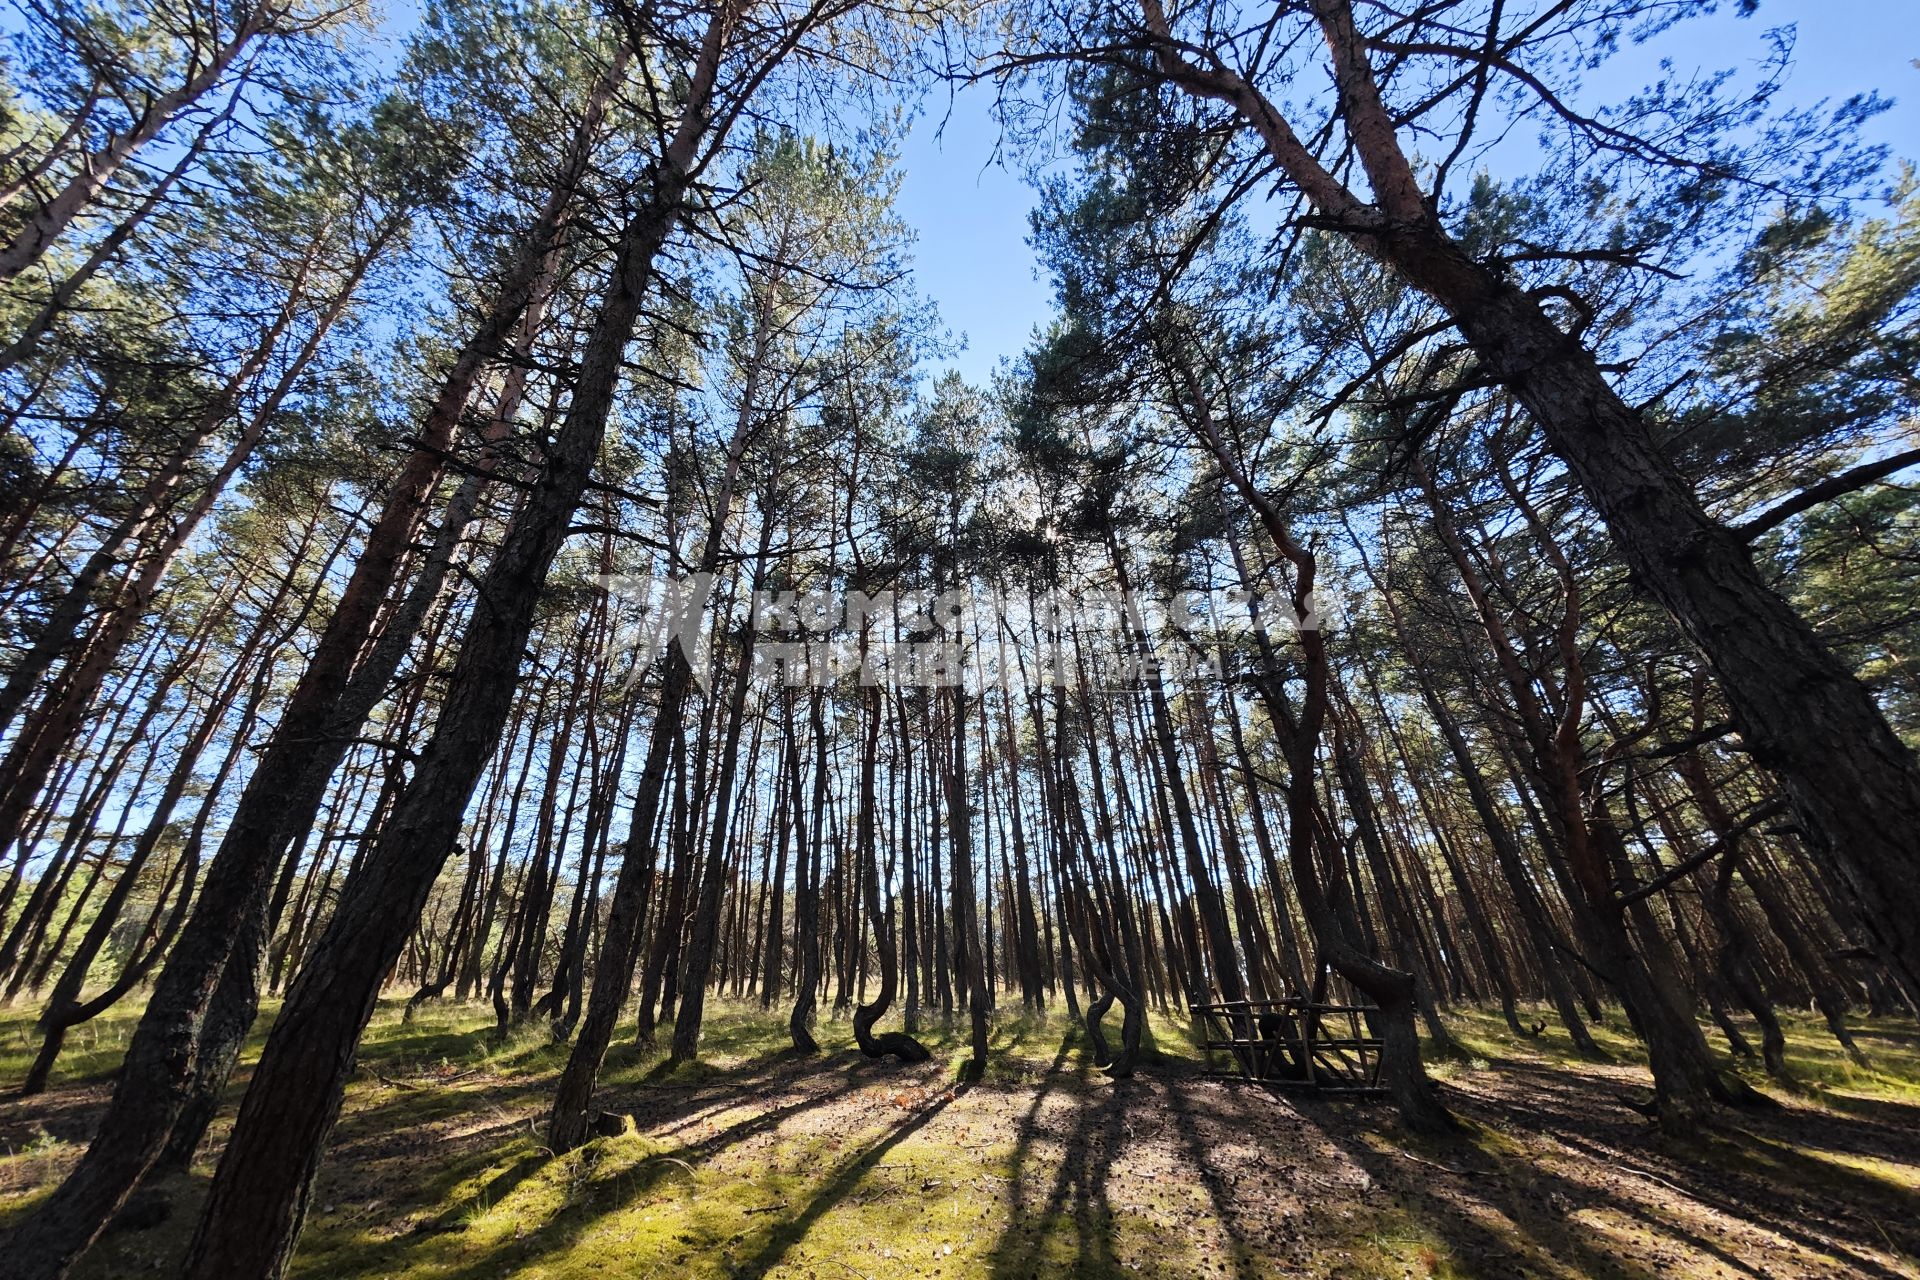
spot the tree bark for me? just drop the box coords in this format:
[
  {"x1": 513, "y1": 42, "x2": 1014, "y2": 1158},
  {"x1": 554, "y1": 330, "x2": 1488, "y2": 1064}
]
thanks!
[
  {"x1": 1136, "y1": 0, "x2": 1920, "y2": 1001},
  {"x1": 173, "y1": 107, "x2": 701, "y2": 1275}
]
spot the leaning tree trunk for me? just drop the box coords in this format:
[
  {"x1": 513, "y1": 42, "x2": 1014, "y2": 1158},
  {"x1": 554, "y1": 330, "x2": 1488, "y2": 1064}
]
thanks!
[
  {"x1": 1107, "y1": 534, "x2": 1245, "y2": 1005},
  {"x1": 1399, "y1": 644, "x2": 1597, "y2": 1053},
  {"x1": 0, "y1": 224, "x2": 366, "y2": 860},
  {"x1": 1060, "y1": 790, "x2": 1144, "y2": 1077},
  {"x1": 667, "y1": 369, "x2": 776, "y2": 1062},
  {"x1": 0, "y1": 17, "x2": 266, "y2": 284},
  {"x1": 1433, "y1": 457, "x2": 1722, "y2": 1130},
  {"x1": 1334, "y1": 719, "x2": 1464, "y2": 1060},
  {"x1": 1661, "y1": 732, "x2": 1790, "y2": 1078},
  {"x1": 172, "y1": 144, "x2": 698, "y2": 1280},
  {"x1": 0, "y1": 69, "x2": 633, "y2": 1280},
  {"x1": 17, "y1": 560, "x2": 305, "y2": 1095},
  {"x1": 1142, "y1": 0, "x2": 1920, "y2": 1003},
  {"x1": 1429, "y1": 254, "x2": 1920, "y2": 999}
]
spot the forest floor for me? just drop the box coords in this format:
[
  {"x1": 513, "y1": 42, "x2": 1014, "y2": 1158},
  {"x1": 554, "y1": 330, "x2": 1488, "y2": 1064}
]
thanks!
[{"x1": 2, "y1": 999, "x2": 1918, "y2": 1279}]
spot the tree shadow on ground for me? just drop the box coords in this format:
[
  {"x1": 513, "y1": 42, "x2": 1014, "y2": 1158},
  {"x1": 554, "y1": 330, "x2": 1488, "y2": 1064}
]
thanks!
[
  {"x1": 1479, "y1": 1054, "x2": 1920, "y2": 1269},
  {"x1": 726, "y1": 1089, "x2": 959, "y2": 1279},
  {"x1": 1162, "y1": 1071, "x2": 1265, "y2": 1280},
  {"x1": 1256, "y1": 1048, "x2": 1917, "y2": 1280},
  {"x1": 1257, "y1": 1083, "x2": 1675, "y2": 1280},
  {"x1": 982, "y1": 1031, "x2": 1280, "y2": 1280},
  {"x1": 982, "y1": 1036, "x2": 1103, "y2": 1279},
  {"x1": 318, "y1": 1051, "x2": 865, "y2": 1280}
]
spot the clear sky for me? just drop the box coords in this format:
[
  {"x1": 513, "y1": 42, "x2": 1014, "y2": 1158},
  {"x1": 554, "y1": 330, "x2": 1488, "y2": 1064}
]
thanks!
[{"x1": 892, "y1": 0, "x2": 1920, "y2": 386}]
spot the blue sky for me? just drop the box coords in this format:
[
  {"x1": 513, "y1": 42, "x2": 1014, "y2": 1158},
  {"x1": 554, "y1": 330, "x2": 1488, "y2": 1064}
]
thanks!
[
  {"x1": 7, "y1": 0, "x2": 1911, "y2": 386},
  {"x1": 892, "y1": 0, "x2": 1920, "y2": 385}
]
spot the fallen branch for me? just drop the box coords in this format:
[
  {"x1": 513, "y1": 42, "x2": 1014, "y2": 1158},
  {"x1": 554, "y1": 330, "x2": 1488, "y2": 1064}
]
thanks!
[
  {"x1": 1395, "y1": 1151, "x2": 1477, "y2": 1178},
  {"x1": 360, "y1": 1065, "x2": 424, "y2": 1091},
  {"x1": 1612, "y1": 1160, "x2": 1695, "y2": 1198}
]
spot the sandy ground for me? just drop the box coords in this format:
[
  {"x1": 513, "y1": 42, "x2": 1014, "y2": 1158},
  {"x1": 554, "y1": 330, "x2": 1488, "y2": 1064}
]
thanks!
[{"x1": 4, "y1": 1014, "x2": 1918, "y2": 1279}]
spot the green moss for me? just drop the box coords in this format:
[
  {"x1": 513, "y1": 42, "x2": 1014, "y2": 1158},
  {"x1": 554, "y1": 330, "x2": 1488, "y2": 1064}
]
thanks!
[{"x1": 5, "y1": 998, "x2": 1919, "y2": 1278}]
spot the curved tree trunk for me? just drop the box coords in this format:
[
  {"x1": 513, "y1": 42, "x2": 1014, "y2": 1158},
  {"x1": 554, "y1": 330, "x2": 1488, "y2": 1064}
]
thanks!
[
  {"x1": 1137, "y1": 0, "x2": 1920, "y2": 1005},
  {"x1": 850, "y1": 683, "x2": 931, "y2": 1063},
  {"x1": 545, "y1": 652, "x2": 690, "y2": 1151},
  {"x1": 789, "y1": 683, "x2": 831, "y2": 1053},
  {"x1": 1176, "y1": 376, "x2": 1453, "y2": 1132}
]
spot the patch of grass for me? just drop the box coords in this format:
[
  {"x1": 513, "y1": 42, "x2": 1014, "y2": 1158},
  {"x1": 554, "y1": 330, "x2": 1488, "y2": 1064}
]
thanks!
[
  {"x1": 0, "y1": 1003, "x2": 141, "y2": 1086},
  {"x1": 6, "y1": 998, "x2": 1920, "y2": 1278},
  {"x1": 1766, "y1": 1017, "x2": 1920, "y2": 1108},
  {"x1": 1433, "y1": 1001, "x2": 1920, "y2": 1102}
]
